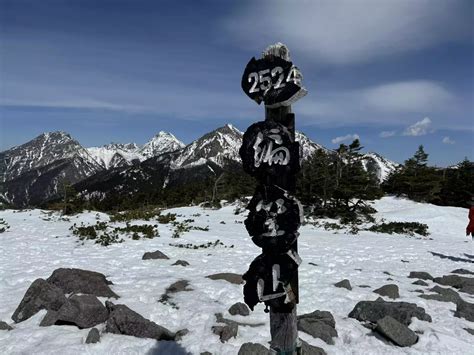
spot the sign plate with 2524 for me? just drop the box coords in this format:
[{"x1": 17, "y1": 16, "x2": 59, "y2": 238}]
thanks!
[{"x1": 241, "y1": 56, "x2": 307, "y2": 108}]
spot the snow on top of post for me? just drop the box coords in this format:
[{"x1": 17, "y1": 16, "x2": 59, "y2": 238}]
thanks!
[{"x1": 262, "y1": 42, "x2": 291, "y2": 61}]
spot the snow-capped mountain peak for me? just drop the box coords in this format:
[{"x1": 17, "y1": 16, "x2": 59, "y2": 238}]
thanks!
[
  {"x1": 360, "y1": 152, "x2": 400, "y2": 183},
  {"x1": 139, "y1": 131, "x2": 185, "y2": 159}
]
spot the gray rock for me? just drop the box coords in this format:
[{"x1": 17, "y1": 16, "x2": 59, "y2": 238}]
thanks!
[
  {"x1": 85, "y1": 328, "x2": 100, "y2": 344},
  {"x1": 54, "y1": 294, "x2": 109, "y2": 329},
  {"x1": 142, "y1": 250, "x2": 169, "y2": 260},
  {"x1": 175, "y1": 328, "x2": 189, "y2": 341},
  {"x1": 334, "y1": 279, "x2": 352, "y2": 290},
  {"x1": 297, "y1": 310, "x2": 337, "y2": 345},
  {"x1": 433, "y1": 275, "x2": 474, "y2": 295},
  {"x1": 375, "y1": 316, "x2": 418, "y2": 347},
  {"x1": 206, "y1": 273, "x2": 243, "y2": 285},
  {"x1": 451, "y1": 269, "x2": 474, "y2": 275},
  {"x1": 228, "y1": 302, "x2": 250, "y2": 316},
  {"x1": 408, "y1": 272, "x2": 433, "y2": 280},
  {"x1": 464, "y1": 328, "x2": 474, "y2": 336},
  {"x1": 454, "y1": 299, "x2": 474, "y2": 322},
  {"x1": 419, "y1": 286, "x2": 462, "y2": 305},
  {"x1": 212, "y1": 323, "x2": 238, "y2": 343},
  {"x1": 200, "y1": 352, "x2": 213, "y2": 355},
  {"x1": 412, "y1": 280, "x2": 428, "y2": 286},
  {"x1": 383, "y1": 271, "x2": 392, "y2": 276},
  {"x1": 39, "y1": 310, "x2": 59, "y2": 326},
  {"x1": 348, "y1": 298, "x2": 432, "y2": 326},
  {"x1": 299, "y1": 339, "x2": 327, "y2": 355},
  {"x1": 12, "y1": 278, "x2": 67, "y2": 323},
  {"x1": 105, "y1": 301, "x2": 175, "y2": 341},
  {"x1": 0, "y1": 321, "x2": 13, "y2": 331},
  {"x1": 172, "y1": 260, "x2": 190, "y2": 267},
  {"x1": 47, "y1": 268, "x2": 118, "y2": 298},
  {"x1": 358, "y1": 285, "x2": 371, "y2": 288},
  {"x1": 238, "y1": 343, "x2": 268, "y2": 355},
  {"x1": 374, "y1": 284, "x2": 399, "y2": 299}
]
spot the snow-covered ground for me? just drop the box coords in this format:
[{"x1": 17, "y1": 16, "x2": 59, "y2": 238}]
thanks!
[{"x1": 0, "y1": 197, "x2": 472, "y2": 355}]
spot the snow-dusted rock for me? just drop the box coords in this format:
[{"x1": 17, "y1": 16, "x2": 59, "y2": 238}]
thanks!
[
  {"x1": 228, "y1": 302, "x2": 250, "y2": 316},
  {"x1": 300, "y1": 339, "x2": 327, "y2": 355},
  {"x1": 105, "y1": 301, "x2": 175, "y2": 341},
  {"x1": 0, "y1": 321, "x2": 13, "y2": 331},
  {"x1": 454, "y1": 299, "x2": 474, "y2": 322},
  {"x1": 433, "y1": 275, "x2": 474, "y2": 295},
  {"x1": 12, "y1": 278, "x2": 67, "y2": 323},
  {"x1": 212, "y1": 323, "x2": 238, "y2": 343},
  {"x1": 142, "y1": 250, "x2": 169, "y2": 260},
  {"x1": 52, "y1": 294, "x2": 108, "y2": 329},
  {"x1": 47, "y1": 268, "x2": 118, "y2": 298},
  {"x1": 419, "y1": 285, "x2": 462, "y2": 304},
  {"x1": 238, "y1": 343, "x2": 268, "y2": 355},
  {"x1": 85, "y1": 328, "x2": 101, "y2": 344},
  {"x1": 334, "y1": 279, "x2": 352, "y2": 290},
  {"x1": 349, "y1": 298, "x2": 432, "y2": 325},
  {"x1": 172, "y1": 260, "x2": 190, "y2": 267},
  {"x1": 374, "y1": 284, "x2": 399, "y2": 299},
  {"x1": 206, "y1": 273, "x2": 243, "y2": 284},
  {"x1": 451, "y1": 269, "x2": 474, "y2": 275},
  {"x1": 375, "y1": 316, "x2": 418, "y2": 347},
  {"x1": 408, "y1": 271, "x2": 433, "y2": 280},
  {"x1": 297, "y1": 310, "x2": 338, "y2": 345}
]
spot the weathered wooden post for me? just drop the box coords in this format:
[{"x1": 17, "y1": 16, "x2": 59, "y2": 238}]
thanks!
[{"x1": 239, "y1": 43, "x2": 307, "y2": 354}]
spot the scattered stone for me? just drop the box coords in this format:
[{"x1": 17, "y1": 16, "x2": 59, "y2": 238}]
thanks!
[
  {"x1": 175, "y1": 328, "x2": 189, "y2": 341},
  {"x1": 374, "y1": 284, "x2": 399, "y2": 299},
  {"x1": 105, "y1": 301, "x2": 175, "y2": 341},
  {"x1": 159, "y1": 280, "x2": 192, "y2": 307},
  {"x1": 142, "y1": 250, "x2": 169, "y2": 260},
  {"x1": 348, "y1": 298, "x2": 432, "y2": 326},
  {"x1": 433, "y1": 275, "x2": 474, "y2": 295},
  {"x1": 358, "y1": 285, "x2": 371, "y2": 288},
  {"x1": 383, "y1": 271, "x2": 392, "y2": 276},
  {"x1": 309, "y1": 262, "x2": 318, "y2": 266},
  {"x1": 334, "y1": 279, "x2": 352, "y2": 290},
  {"x1": 206, "y1": 273, "x2": 243, "y2": 285},
  {"x1": 401, "y1": 260, "x2": 409, "y2": 263},
  {"x1": 354, "y1": 268, "x2": 363, "y2": 271},
  {"x1": 464, "y1": 328, "x2": 474, "y2": 336},
  {"x1": 451, "y1": 269, "x2": 474, "y2": 275},
  {"x1": 0, "y1": 321, "x2": 13, "y2": 331},
  {"x1": 47, "y1": 268, "x2": 118, "y2": 298},
  {"x1": 454, "y1": 299, "x2": 474, "y2": 322},
  {"x1": 299, "y1": 339, "x2": 327, "y2": 355},
  {"x1": 419, "y1": 286, "x2": 462, "y2": 305},
  {"x1": 411, "y1": 290, "x2": 425, "y2": 294},
  {"x1": 12, "y1": 278, "x2": 67, "y2": 323},
  {"x1": 172, "y1": 260, "x2": 190, "y2": 267},
  {"x1": 238, "y1": 343, "x2": 268, "y2": 355},
  {"x1": 408, "y1": 272, "x2": 433, "y2": 280},
  {"x1": 297, "y1": 310, "x2": 338, "y2": 345},
  {"x1": 228, "y1": 302, "x2": 250, "y2": 316},
  {"x1": 200, "y1": 352, "x2": 213, "y2": 355},
  {"x1": 85, "y1": 328, "x2": 100, "y2": 344},
  {"x1": 375, "y1": 316, "x2": 418, "y2": 347},
  {"x1": 212, "y1": 323, "x2": 238, "y2": 343},
  {"x1": 40, "y1": 310, "x2": 59, "y2": 326},
  {"x1": 54, "y1": 294, "x2": 109, "y2": 329},
  {"x1": 412, "y1": 280, "x2": 428, "y2": 286}
]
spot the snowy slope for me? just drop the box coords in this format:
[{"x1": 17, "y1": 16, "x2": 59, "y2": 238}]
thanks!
[{"x1": 0, "y1": 197, "x2": 472, "y2": 355}]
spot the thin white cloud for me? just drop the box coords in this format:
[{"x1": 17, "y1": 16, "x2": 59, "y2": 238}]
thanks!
[
  {"x1": 331, "y1": 133, "x2": 359, "y2": 144},
  {"x1": 403, "y1": 117, "x2": 433, "y2": 136},
  {"x1": 362, "y1": 81, "x2": 453, "y2": 113},
  {"x1": 223, "y1": 0, "x2": 472, "y2": 64},
  {"x1": 442, "y1": 136, "x2": 455, "y2": 144},
  {"x1": 379, "y1": 131, "x2": 396, "y2": 138}
]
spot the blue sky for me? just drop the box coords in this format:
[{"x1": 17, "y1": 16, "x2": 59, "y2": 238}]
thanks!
[{"x1": 0, "y1": 0, "x2": 473, "y2": 166}]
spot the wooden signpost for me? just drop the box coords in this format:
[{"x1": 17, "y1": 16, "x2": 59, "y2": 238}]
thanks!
[{"x1": 239, "y1": 43, "x2": 307, "y2": 354}]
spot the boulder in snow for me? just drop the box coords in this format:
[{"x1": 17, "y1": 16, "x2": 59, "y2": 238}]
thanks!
[
  {"x1": 300, "y1": 339, "x2": 327, "y2": 355},
  {"x1": 53, "y1": 294, "x2": 109, "y2": 329},
  {"x1": 85, "y1": 328, "x2": 101, "y2": 344},
  {"x1": 297, "y1": 310, "x2": 338, "y2": 345},
  {"x1": 375, "y1": 316, "x2": 418, "y2": 347},
  {"x1": 238, "y1": 343, "x2": 268, "y2": 355},
  {"x1": 0, "y1": 321, "x2": 13, "y2": 331},
  {"x1": 47, "y1": 268, "x2": 118, "y2": 298},
  {"x1": 412, "y1": 280, "x2": 428, "y2": 286},
  {"x1": 172, "y1": 260, "x2": 190, "y2": 267},
  {"x1": 408, "y1": 271, "x2": 433, "y2": 280},
  {"x1": 419, "y1": 286, "x2": 462, "y2": 305},
  {"x1": 105, "y1": 301, "x2": 175, "y2": 341},
  {"x1": 212, "y1": 323, "x2": 238, "y2": 343},
  {"x1": 451, "y1": 269, "x2": 474, "y2": 275},
  {"x1": 348, "y1": 298, "x2": 432, "y2": 326},
  {"x1": 12, "y1": 278, "x2": 67, "y2": 323},
  {"x1": 454, "y1": 299, "x2": 474, "y2": 322},
  {"x1": 228, "y1": 302, "x2": 250, "y2": 316},
  {"x1": 334, "y1": 279, "x2": 352, "y2": 290},
  {"x1": 142, "y1": 250, "x2": 169, "y2": 260},
  {"x1": 374, "y1": 284, "x2": 399, "y2": 299},
  {"x1": 433, "y1": 275, "x2": 474, "y2": 295}
]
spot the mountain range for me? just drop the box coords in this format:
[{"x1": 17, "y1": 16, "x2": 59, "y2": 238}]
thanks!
[{"x1": 0, "y1": 124, "x2": 398, "y2": 208}]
